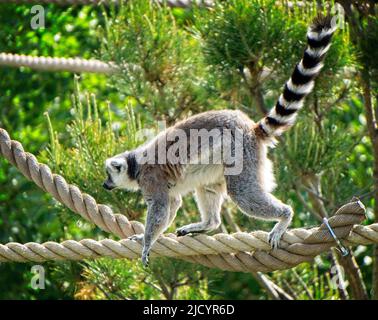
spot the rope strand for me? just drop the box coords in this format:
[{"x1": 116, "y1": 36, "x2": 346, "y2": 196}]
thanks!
[{"x1": 0, "y1": 53, "x2": 115, "y2": 74}]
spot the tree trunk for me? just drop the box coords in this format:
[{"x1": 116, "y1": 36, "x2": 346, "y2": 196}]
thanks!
[
  {"x1": 361, "y1": 73, "x2": 378, "y2": 299},
  {"x1": 301, "y1": 173, "x2": 368, "y2": 299}
]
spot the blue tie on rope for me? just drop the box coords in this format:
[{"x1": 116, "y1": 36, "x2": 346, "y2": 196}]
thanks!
[{"x1": 323, "y1": 217, "x2": 349, "y2": 257}]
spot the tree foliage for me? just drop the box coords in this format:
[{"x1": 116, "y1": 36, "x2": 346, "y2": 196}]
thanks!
[{"x1": 0, "y1": 0, "x2": 376, "y2": 299}]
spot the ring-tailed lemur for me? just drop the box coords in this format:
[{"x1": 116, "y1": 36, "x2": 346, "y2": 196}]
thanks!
[{"x1": 103, "y1": 15, "x2": 337, "y2": 266}]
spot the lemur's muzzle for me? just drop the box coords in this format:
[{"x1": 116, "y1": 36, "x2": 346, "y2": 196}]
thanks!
[{"x1": 103, "y1": 181, "x2": 115, "y2": 190}]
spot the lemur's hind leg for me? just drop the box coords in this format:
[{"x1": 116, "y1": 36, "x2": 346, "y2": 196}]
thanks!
[
  {"x1": 168, "y1": 195, "x2": 182, "y2": 227},
  {"x1": 225, "y1": 165, "x2": 293, "y2": 249},
  {"x1": 176, "y1": 182, "x2": 225, "y2": 236}
]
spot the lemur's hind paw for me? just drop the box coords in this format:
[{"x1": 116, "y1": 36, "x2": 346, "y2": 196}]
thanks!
[
  {"x1": 268, "y1": 230, "x2": 283, "y2": 249},
  {"x1": 176, "y1": 227, "x2": 190, "y2": 237},
  {"x1": 176, "y1": 225, "x2": 208, "y2": 236}
]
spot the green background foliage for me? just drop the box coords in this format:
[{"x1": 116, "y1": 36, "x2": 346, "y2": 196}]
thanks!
[{"x1": 0, "y1": 0, "x2": 376, "y2": 299}]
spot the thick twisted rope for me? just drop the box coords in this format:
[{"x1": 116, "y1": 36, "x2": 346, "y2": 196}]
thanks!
[
  {"x1": 0, "y1": 203, "x2": 374, "y2": 272},
  {"x1": 0, "y1": 128, "x2": 145, "y2": 238},
  {"x1": 0, "y1": 2, "x2": 214, "y2": 74},
  {"x1": 0, "y1": 53, "x2": 115, "y2": 74},
  {"x1": 0, "y1": 127, "x2": 374, "y2": 272}
]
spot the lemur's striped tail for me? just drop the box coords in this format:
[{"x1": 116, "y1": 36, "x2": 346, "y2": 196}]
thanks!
[{"x1": 258, "y1": 15, "x2": 337, "y2": 137}]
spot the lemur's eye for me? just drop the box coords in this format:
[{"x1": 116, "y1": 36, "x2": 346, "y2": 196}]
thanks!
[{"x1": 111, "y1": 161, "x2": 122, "y2": 172}]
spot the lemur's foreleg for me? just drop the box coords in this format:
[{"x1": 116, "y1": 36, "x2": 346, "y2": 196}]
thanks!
[
  {"x1": 129, "y1": 194, "x2": 181, "y2": 266},
  {"x1": 141, "y1": 194, "x2": 170, "y2": 266}
]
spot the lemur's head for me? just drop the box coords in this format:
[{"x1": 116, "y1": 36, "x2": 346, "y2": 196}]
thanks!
[{"x1": 103, "y1": 152, "x2": 139, "y2": 191}]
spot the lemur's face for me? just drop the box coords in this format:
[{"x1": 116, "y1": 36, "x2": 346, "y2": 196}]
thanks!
[{"x1": 103, "y1": 154, "x2": 129, "y2": 191}]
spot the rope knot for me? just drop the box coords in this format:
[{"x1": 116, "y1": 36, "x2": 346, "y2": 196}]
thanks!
[{"x1": 304, "y1": 200, "x2": 366, "y2": 244}]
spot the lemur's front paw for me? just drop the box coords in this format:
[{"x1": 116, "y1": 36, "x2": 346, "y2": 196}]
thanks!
[
  {"x1": 176, "y1": 226, "x2": 190, "y2": 237},
  {"x1": 268, "y1": 230, "x2": 283, "y2": 249},
  {"x1": 128, "y1": 234, "x2": 144, "y2": 243}
]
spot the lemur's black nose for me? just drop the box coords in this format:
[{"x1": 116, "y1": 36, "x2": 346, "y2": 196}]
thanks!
[{"x1": 103, "y1": 182, "x2": 113, "y2": 190}]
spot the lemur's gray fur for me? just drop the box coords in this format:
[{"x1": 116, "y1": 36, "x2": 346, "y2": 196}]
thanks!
[{"x1": 103, "y1": 16, "x2": 337, "y2": 266}]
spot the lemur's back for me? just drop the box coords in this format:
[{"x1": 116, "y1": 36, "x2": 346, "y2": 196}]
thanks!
[
  {"x1": 139, "y1": 109, "x2": 257, "y2": 171},
  {"x1": 173, "y1": 109, "x2": 255, "y2": 133},
  {"x1": 131, "y1": 109, "x2": 256, "y2": 196}
]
